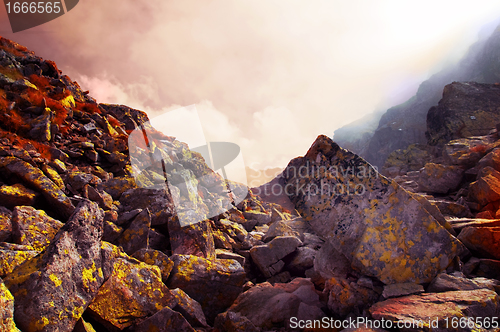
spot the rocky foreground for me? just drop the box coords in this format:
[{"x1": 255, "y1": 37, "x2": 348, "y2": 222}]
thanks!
[{"x1": 0, "y1": 37, "x2": 500, "y2": 332}]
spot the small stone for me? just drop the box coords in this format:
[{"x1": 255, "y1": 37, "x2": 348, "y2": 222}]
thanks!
[{"x1": 382, "y1": 283, "x2": 424, "y2": 299}]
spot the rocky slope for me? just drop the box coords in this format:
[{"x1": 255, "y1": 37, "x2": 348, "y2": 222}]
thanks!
[
  {"x1": 334, "y1": 23, "x2": 500, "y2": 168},
  {"x1": 1, "y1": 36, "x2": 500, "y2": 332}
]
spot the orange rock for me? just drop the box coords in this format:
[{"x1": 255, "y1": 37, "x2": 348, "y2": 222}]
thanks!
[
  {"x1": 370, "y1": 289, "x2": 500, "y2": 329},
  {"x1": 476, "y1": 210, "x2": 494, "y2": 219},
  {"x1": 469, "y1": 167, "x2": 500, "y2": 206},
  {"x1": 457, "y1": 226, "x2": 500, "y2": 259}
]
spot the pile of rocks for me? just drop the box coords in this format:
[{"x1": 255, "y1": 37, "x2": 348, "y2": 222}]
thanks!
[{"x1": 1, "y1": 36, "x2": 500, "y2": 332}]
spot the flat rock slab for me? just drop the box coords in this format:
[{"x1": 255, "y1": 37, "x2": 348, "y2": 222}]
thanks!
[
  {"x1": 0, "y1": 157, "x2": 75, "y2": 220},
  {"x1": 370, "y1": 289, "x2": 500, "y2": 331},
  {"x1": 280, "y1": 135, "x2": 466, "y2": 284}
]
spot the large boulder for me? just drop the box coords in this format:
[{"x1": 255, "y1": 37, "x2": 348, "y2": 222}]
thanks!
[
  {"x1": 3, "y1": 201, "x2": 104, "y2": 332},
  {"x1": 87, "y1": 244, "x2": 176, "y2": 331},
  {"x1": 166, "y1": 254, "x2": 246, "y2": 323},
  {"x1": 279, "y1": 135, "x2": 466, "y2": 284}
]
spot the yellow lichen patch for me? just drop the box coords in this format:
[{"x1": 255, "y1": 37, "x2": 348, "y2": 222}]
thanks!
[
  {"x1": 0, "y1": 249, "x2": 38, "y2": 277},
  {"x1": 3, "y1": 254, "x2": 43, "y2": 295},
  {"x1": 49, "y1": 273, "x2": 62, "y2": 287},
  {"x1": 60, "y1": 94, "x2": 75, "y2": 108},
  {"x1": 28, "y1": 316, "x2": 50, "y2": 331},
  {"x1": 87, "y1": 257, "x2": 175, "y2": 330},
  {"x1": 82, "y1": 262, "x2": 99, "y2": 292}
]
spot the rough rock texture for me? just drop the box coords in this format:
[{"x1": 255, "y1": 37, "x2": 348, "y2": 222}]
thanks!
[
  {"x1": 228, "y1": 279, "x2": 324, "y2": 329},
  {"x1": 132, "y1": 306, "x2": 195, "y2": 332},
  {"x1": 0, "y1": 279, "x2": 19, "y2": 332},
  {"x1": 280, "y1": 135, "x2": 466, "y2": 284},
  {"x1": 427, "y1": 272, "x2": 499, "y2": 293},
  {"x1": 87, "y1": 243, "x2": 176, "y2": 330},
  {"x1": 166, "y1": 254, "x2": 246, "y2": 323},
  {"x1": 417, "y1": 163, "x2": 464, "y2": 194},
  {"x1": 250, "y1": 236, "x2": 302, "y2": 278},
  {"x1": 115, "y1": 208, "x2": 150, "y2": 255},
  {"x1": 370, "y1": 289, "x2": 500, "y2": 331},
  {"x1": 11, "y1": 206, "x2": 63, "y2": 251},
  {"x1": 427, "y1": 82, "x2": 500, "y2": 145},
  {"x1": 324, "y1": 276, "x2": 380, "y2": 317},
  {"x1": 4, "y1": 201, "x2": 104, "y2": 332},
  {"x1": 468, "y1": 166, "x2": 500, "y2": 206},
  {"x1": 0, "y1": 157, "x2": 75, "y2": 220},
  {"x1": 131, "y1": 248, "x2": 174, "y2": 284},
  {"x1": 3, "y1": 33, "x2": 500, "y2": 332},
  {"x1": 457, "y1": 226, "x2": 500, "y2": 259},
  {"x1": 170, "y1": 287, "x2": 208, "y2": 328}
]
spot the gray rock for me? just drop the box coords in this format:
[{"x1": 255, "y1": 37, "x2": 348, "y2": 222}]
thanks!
[
  {"x1": 382, "y1": 283, "x2": 424, "y2": 299},
  {"x1": 250, "y1": 236, "x2": 302, "y2": 277},
  {"x1": 417, "y1": 163, "x2": 464, "y2": 194}
]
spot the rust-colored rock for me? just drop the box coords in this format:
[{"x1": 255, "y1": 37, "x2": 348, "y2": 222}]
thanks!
[
  {"x1": 131, "y1": 248, "x2": 174, "y2": 283},
  {"x1": 133, "y1": 306, "x2": 195, "y2": 332},
  {"x1": 468, "y1": 166, "x2": 500, "y2": 206},
  {"x1": 0, "y1": 207, "x2": 12, "y2": 242},
  {"x1": 168, "y1": 218, "x2": 216, "y2": 261},
  {"x1": 171, "y1": 288, "x2": 208, "y2": 328},
  {"x1": 457, "y1": 226, "x2": 500, "y2": 259},
  {"x1": 370, "y1": 289, "x2": 500, "y2": 331}
]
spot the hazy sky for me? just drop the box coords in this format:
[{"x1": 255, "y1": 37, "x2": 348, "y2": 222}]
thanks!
[{"x1": 1, "y1": 0, "x2": 500, "y2": 170}]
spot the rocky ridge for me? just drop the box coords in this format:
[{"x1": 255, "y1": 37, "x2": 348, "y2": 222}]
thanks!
[
  {"x1": 334, "y1": 22, "x2": 500, "y2": 168},
  {"x1": 0, "y1": 36, "x2": 500, "y2": 331}
]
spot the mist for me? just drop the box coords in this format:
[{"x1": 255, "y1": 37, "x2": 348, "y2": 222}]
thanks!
[{"x1": 1, "y1": 0, "x2": 500, "y2": 169}]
